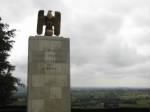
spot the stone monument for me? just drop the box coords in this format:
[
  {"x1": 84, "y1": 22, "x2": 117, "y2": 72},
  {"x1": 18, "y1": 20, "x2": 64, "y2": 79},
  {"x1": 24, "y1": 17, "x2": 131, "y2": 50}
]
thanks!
[{"x1": 28, "y1": 10, "x2": 70, "y2": 112}]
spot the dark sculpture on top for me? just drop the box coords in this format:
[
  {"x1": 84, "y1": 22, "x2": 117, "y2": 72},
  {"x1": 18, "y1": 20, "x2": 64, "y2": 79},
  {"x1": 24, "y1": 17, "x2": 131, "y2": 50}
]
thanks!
[{"x1": 37, "y1": 10, "x2": 61, "y2": 36}]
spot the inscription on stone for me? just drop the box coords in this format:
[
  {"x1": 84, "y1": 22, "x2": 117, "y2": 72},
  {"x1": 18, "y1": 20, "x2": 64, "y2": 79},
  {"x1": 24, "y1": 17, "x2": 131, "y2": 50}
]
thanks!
[{"x1": 32, "y1": 47, "x2": 67, "y2": 73}]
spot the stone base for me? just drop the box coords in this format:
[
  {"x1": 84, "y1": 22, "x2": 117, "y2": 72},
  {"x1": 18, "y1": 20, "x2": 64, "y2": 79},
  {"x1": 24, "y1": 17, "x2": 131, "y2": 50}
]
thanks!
[{"x1": 28, "y1": 36, "x2": 70, "y2": 112}]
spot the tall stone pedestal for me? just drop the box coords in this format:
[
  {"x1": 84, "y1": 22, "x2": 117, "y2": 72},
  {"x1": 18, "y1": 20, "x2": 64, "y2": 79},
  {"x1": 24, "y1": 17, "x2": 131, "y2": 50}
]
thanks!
[{"x1": 28, "y1": 36, "x2": 70, "y2": 112}]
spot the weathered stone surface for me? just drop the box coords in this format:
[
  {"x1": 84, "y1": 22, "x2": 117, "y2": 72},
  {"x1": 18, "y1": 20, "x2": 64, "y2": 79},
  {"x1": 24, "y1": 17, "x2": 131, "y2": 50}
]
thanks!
[
  {"x1": 28, "y1": 36, "x2": 70, "y2": 112},
  {"x1": 31, "y1": 100, "x2": 44, "y2": 112}
]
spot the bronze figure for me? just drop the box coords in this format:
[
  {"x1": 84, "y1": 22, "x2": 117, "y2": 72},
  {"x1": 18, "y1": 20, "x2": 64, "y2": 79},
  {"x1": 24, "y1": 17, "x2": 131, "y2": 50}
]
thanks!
[{"x1": 37, "y1": 10, "x2": 61, "y2": 36}]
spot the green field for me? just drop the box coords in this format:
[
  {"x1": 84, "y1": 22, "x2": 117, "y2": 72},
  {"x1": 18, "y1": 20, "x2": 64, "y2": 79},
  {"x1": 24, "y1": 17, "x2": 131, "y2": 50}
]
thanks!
[{"x1": 71, "y1": 88, "x2": 150, "y2": 109}]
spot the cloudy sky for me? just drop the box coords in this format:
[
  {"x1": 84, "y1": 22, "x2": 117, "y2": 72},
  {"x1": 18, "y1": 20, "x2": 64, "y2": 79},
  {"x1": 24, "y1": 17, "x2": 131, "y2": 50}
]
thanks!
[{"x1": 0, "y1": 0, "x2": 149, "y2": 88}]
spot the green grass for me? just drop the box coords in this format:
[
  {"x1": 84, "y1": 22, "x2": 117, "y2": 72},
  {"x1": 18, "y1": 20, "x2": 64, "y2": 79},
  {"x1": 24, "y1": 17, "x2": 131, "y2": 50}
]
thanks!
[{"x1": 136, "y1": 99, "x2": 150, "y2": 108}]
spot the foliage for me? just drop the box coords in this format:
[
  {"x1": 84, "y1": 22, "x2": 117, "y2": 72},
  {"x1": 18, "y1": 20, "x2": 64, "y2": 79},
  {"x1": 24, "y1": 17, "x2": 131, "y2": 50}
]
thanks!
[{"x1": 0, "y1": 17, "x2": 20, "y2": 106}]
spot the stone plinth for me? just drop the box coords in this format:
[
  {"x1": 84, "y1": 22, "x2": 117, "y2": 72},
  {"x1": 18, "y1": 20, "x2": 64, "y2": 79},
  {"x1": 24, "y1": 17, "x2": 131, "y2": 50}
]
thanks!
[{"x1": 28, "y1": 36, "x2": 70, "y2": 112}]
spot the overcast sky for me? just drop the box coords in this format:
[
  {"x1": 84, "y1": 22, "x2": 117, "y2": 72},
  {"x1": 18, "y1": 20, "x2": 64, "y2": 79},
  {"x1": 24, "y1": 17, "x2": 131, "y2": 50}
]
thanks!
[{"x1": 0, "y1": 0, "x2": 149, "y2": 88}]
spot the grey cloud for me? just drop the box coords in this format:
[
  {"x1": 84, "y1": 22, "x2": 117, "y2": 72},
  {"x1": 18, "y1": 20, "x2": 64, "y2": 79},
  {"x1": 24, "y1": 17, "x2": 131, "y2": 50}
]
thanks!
[
  {"x1": 108, "y1": 0, "x2": 150, "y2": 14},
  {"x1": 71, "y1": 11, "x2": 122, "y2": 37},
  {"x1": 133, "y1": 31, "x2": 150, "y2": 46},
  {"x1": 70, "y1": 11, "x2": 123, "y2": 67},
  {"x1": 0, "y1": 0, "x2": 149, "y2": 87},
  {"x1": 71, "y1": 35, "x2": 147, "y2": 68},
  {"x1": 0, "y1": 0, "x2": 35, "y2": 23},
  {"x1": 131, "y1": 7, "x2": 150, "y2": 28},
  {"x1": 32, "y1": 0, "x2": 65, "y2": 10},
  {"x1": 104, "y1": 36, "x2": 148, "y2": 67},
  {"x1": 32, "y1": 0, "x2": 150, "y2": 87},
  {"x1": 104, "y1": 61, "x2": 149, "y2": 76},
  {"x1": 12, "y1": 60, "x2": 27, "y2": 84}
]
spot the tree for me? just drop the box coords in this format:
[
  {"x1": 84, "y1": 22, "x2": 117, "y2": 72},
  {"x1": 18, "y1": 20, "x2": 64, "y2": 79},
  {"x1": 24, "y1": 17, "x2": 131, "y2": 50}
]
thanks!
[{"x1": 0, "y1": 17, "x2": 20, "y2": 106}]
